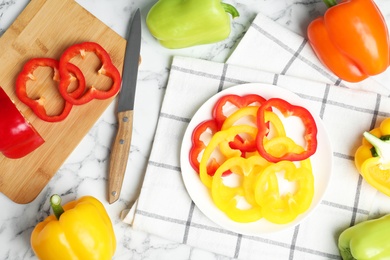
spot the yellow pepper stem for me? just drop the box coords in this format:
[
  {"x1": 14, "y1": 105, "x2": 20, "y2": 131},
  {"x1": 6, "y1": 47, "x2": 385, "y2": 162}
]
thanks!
[
  {"x1": 50, "y1": 194, "x2": 65, "y2": 220},
  {"x1": 363, "y1": 131, "x2": 390, "y2": 163}
]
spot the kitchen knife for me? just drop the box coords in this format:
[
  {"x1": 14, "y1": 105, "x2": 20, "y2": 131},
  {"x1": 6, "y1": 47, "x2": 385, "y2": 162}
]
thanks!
[{"x1": 108, "y1": 9, "x2": 141, "y2": 204}]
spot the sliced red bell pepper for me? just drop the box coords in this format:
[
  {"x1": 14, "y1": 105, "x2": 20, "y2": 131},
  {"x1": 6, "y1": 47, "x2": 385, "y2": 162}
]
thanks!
[
  {"x1": 256, "y1": 98, "x2": 318, "y2": 162},
  {"x1": 0, "y1": 87, "x2": 44, "y2": 159},
  {"x1": 212, "y1": 94, "x2": 267, "y2": 129},
  {"x1": 58, "y1": 42, "x2": 121, "y2": 105},
  {"x1": 15, "y1": 58, "x2": 82, "y2": 122},
  {"x1": 189, "y1": 119, "x2": 220, "y2": 175},
  {"x1": 189, "y1": 119, "x2": 235, "y2": 176}
]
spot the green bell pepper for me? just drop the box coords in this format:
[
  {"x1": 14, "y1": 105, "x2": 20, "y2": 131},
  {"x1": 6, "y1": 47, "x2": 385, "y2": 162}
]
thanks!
[
  {"x1": 146, "y1": 0, "x2": 239, "y2": 49},
  {"x1": 338, "y1": 214, "x2": 390, "y2": 259}
]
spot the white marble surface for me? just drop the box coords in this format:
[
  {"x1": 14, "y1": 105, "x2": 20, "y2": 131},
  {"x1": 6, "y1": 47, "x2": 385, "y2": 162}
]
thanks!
[{"x1": 1, "y1": 0, "x2": 390, "y2": 259}]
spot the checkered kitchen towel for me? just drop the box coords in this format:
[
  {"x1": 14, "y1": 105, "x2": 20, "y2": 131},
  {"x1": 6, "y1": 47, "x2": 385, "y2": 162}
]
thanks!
[{"x1": 123, "y1": 13, "x2": 390, "y2": 259}]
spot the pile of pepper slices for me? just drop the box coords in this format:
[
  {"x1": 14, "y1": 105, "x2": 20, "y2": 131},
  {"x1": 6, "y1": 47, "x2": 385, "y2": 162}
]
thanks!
[
  {"x1": 189, "y1": 94, "x2": 318, "y2": 224},
  {"x1": 16, "y1": 42, "x2": 121, "y2": 122}
]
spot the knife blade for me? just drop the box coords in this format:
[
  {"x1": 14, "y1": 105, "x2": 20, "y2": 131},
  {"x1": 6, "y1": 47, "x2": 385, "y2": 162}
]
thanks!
[{"x1": 108, "y1": 9, "x2": 141, "y2": 204}]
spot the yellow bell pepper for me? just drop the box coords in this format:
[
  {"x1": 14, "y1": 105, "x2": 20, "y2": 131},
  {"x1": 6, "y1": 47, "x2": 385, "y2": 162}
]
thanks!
[
  {"x1": 199, "y1": 125, "x2": 257, "y2": 188},
  {"x1": 254, "y1": 159, "x2": 314, "y2": 224},
  {"x1": 31, "y1": 195, "x2": 116, "y2": 260},
  {"x1": 211, "y1": 156, "x2": 269, "y2": 223},
  {"x1": 222, "y1": 106, "x2": 286, "y2": 135},
  {"x1": 221, "y1": 107, "x2": 287, "y2": 149},
  {"x1": 355, "y1": 118, "x2": 390, "y2": 196}
]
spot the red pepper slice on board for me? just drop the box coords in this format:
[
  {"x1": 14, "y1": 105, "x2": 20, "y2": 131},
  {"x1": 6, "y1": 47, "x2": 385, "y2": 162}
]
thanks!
[
  {"x1": 58, "y1": 42, "x2": 121, "y2": 105},
  {"x1": 15, "y1": 58, "x2": 83, "y2": 122},
  {"x1": 256, "y1": 98, "x2": 318, "y2": 162},
  {"x1": 212, "y1": 94, "x2": 267, "y2": 129},
  {"x1": 0, "y1": 87, "x2": 44, "y2": 159}
]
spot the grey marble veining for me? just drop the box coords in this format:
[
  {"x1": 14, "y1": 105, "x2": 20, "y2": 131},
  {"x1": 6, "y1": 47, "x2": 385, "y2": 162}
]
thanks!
[{"x1": 1, "y1": 0, "x2": 390, "y2": 259}]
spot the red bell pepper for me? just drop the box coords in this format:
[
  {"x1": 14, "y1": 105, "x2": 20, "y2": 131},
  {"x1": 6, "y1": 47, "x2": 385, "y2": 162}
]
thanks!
[
  {"x1": 307, "y1": 0, "x2": 390, "y2": 82},
  {"x1": 189, "y1": 119, "x2": 236, "y2": 176},
  {"x1": 256, "y1": 98, "x2": 318, "y2": 162},
  {"x1": 58, "y1": 42, "x2": 121, "y2": 105},
  {"x1": 15, "y1": 58, "x2": 79, "y2": 122},
  {"x1": 189, "y1": 119, "x2": 221, "y2": 176},
  {"x1": 212, "y1": 94, "x2": 267, "y2": 129},
  {"x1": 0, "y1": 87, "x2": 44, "y2": 159}
]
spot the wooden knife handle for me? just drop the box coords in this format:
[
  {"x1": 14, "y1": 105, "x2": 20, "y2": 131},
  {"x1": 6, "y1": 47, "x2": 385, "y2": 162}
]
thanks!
[{"x1": 108, "y1": 110, "x2": 134, "y2": 204}]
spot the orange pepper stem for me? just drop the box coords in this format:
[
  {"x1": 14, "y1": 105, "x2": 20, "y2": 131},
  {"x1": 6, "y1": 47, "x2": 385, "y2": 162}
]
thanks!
[
  {"x1": 50, "y1": 194, "x2": 65, "y2": 220},
  {"x1": 323, "y1": 0, "x2": 338, "y2": 8}
]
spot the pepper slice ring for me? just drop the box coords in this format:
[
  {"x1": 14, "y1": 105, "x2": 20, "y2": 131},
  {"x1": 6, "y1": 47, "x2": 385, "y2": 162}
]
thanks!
[
  {"x1": 15, "y1": 58, "x2": 83, "y2": 122},
  {"x1": 59, "y1": 42, "x2": 121, "y2": 105}
]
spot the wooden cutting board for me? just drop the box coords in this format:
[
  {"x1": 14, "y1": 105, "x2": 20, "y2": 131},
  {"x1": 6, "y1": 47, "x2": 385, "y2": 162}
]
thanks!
[{"x1": 0, "y1": 0, "x2": 127, "y2": 204}]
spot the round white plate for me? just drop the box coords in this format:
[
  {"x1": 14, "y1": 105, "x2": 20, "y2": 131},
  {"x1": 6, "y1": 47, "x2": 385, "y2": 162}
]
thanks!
[{"x1": 180, "y1": 83, "x2": 333, "y2": 235}]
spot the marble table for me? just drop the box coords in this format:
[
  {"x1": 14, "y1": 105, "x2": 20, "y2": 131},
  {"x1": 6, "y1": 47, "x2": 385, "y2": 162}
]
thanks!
[{"x1": 1, "y1": 0, "x2": 390, "y2": 259}]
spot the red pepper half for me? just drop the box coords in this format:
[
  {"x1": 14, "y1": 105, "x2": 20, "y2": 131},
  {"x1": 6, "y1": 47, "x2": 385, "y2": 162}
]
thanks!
[
  {"x1": 212, "y1": 94, "x2": 267, "y2": 129},
  {"x1": 15, "y1": 58, "x2": 81, "y2": 122},
  {"x1": 0, "y1": 87, "x2": 44, "y2": 159},
  {"x1": 256, "y1": 98, "x2": 318, "y2": 162},
  {"x1": 58, "y1": 42, "x2": 121, "y2": 105}
]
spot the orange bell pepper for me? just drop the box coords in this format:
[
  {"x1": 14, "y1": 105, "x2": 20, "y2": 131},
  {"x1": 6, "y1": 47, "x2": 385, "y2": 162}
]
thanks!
[{"x1": 307, "y1": 0, "x2": 390, "y2": 82}]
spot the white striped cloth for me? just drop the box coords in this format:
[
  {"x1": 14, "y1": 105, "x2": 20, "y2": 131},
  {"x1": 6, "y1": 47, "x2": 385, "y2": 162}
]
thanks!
[{"x1": 123, "y1": 13, "x2": 390, "y2": 259}]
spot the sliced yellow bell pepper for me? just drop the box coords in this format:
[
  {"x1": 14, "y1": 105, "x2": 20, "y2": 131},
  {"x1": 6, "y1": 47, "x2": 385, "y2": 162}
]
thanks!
[
  {"x1": 263, "y1": 136, "x2": 297, "y2": 158},
  {"x1": 355, "y1": 118, "x2": 390, "y2": 196},
  {"x1": 222, "y1": 107, "x2": 286, "y2": 142},
  {"x1": 194, "y1": 94, "x2": 317, "y2": 225},
  {"x1": 31, "y1": 195, "x2": 116, "y2": 260},
  {"x1": 254, "y1": 160, "x2": 314, "y2": 224},
  {"x1": 211, "y1": 156, "x2": 267, "y2": 223},
  {"x1": 199, "y1": 125, "x2": 257, "y2": 188}
]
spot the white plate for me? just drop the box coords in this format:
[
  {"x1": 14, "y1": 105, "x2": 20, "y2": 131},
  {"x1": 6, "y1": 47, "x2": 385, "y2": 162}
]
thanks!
[{"x1": 180, "y1": 83, "x2": 333, "y2": 235}]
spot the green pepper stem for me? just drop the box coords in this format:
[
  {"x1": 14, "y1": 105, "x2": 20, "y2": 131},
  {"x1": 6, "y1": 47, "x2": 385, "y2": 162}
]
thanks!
[
  {"x1": 221, "y1": 3, "x2": 240, "y2": 18},
  {"x1": 322, "y1": 0, "x2": 338, "y2": 8},
  {"x1": 363, "y1": 131, "x2": 390, "y2": 163},
  {"x1": 322, "y1": 0, "x2": 337, "y2": 8},
  {"x1": 50, "y1": 194, "x2": 65, "y2": 220}
]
